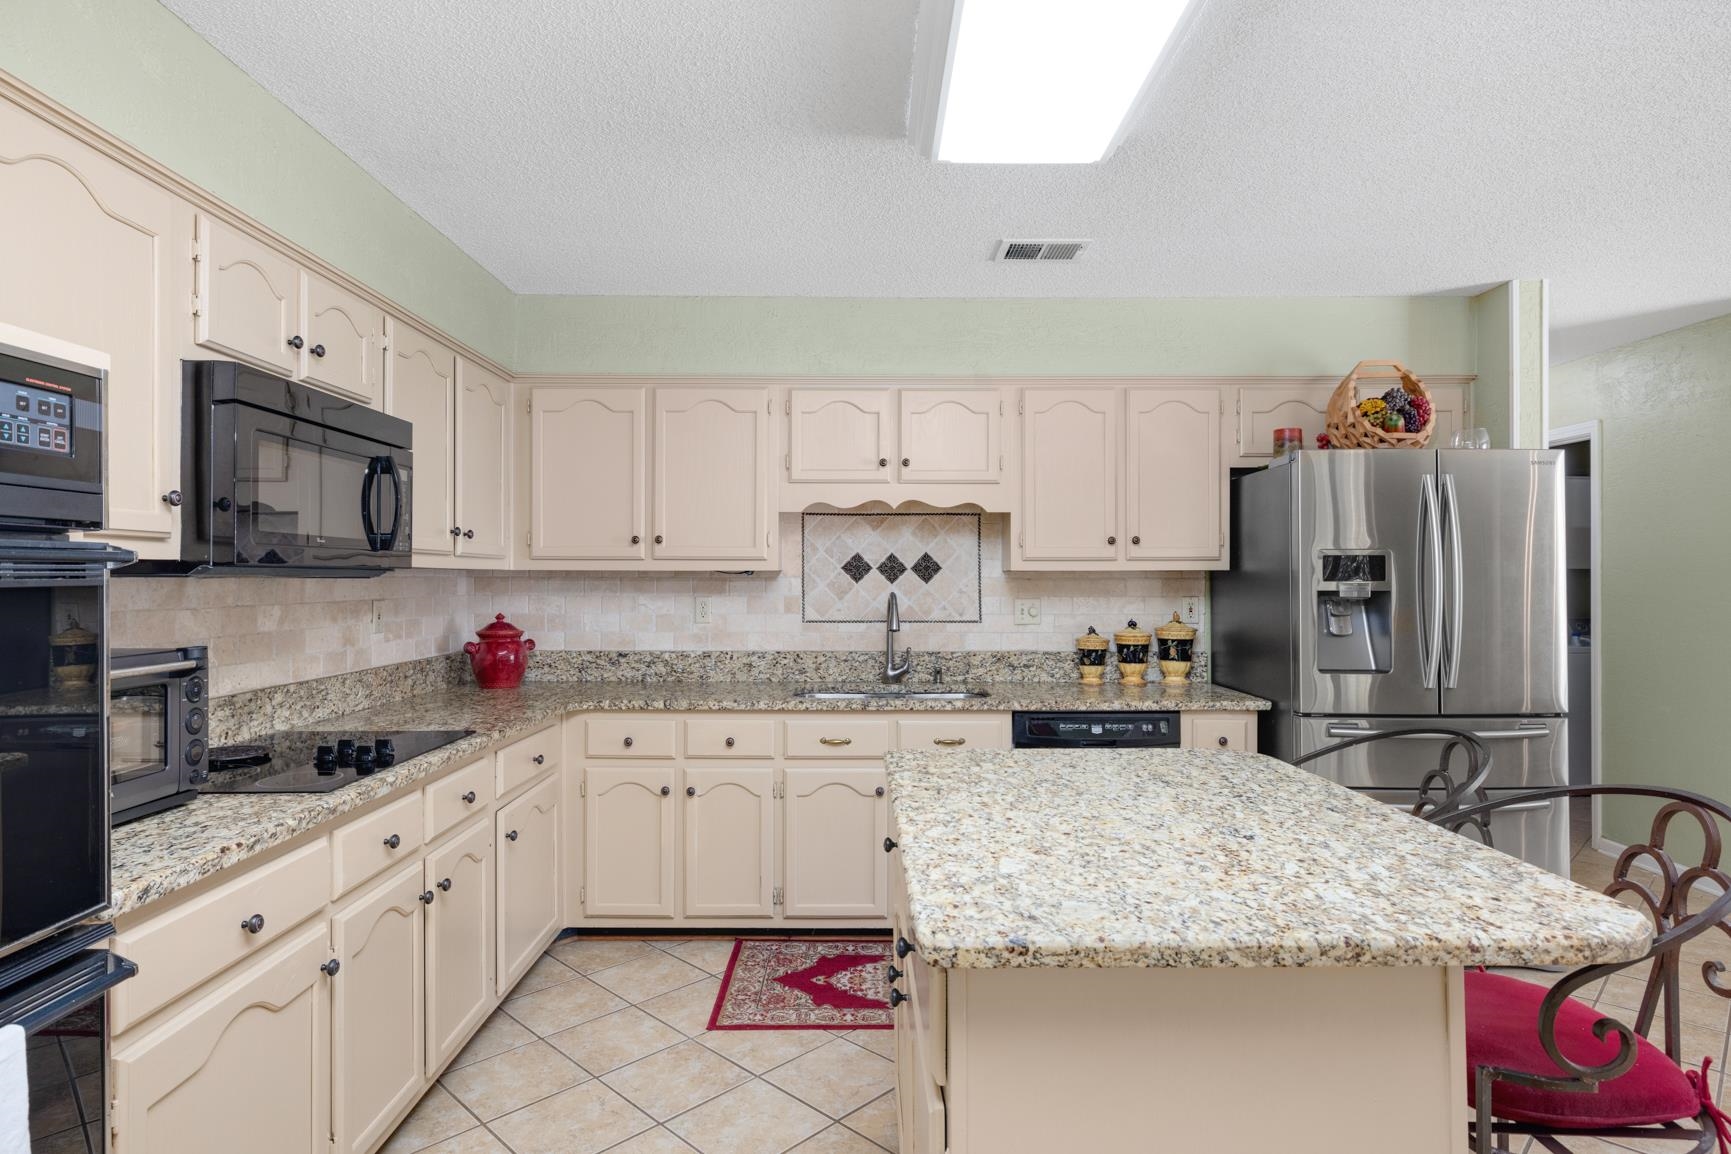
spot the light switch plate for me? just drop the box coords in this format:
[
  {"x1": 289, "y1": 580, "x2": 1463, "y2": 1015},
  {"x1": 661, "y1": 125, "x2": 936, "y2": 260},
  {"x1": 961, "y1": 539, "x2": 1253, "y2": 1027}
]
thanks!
[
  {"x1": 694, "y1": 597, "x2": 713, "y2": 625},
  {"x1": 1181, "y1": 597, "x2": 1202, "y2": 625},
  {"x1": 1014, "y1": 599, "x2": 1041, "y2": 626}
]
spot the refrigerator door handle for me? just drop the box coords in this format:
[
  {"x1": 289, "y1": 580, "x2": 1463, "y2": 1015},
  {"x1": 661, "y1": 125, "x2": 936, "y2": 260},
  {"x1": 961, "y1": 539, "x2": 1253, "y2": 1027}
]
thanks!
[
  {"x1": 1441, "y1": 472, "x2": 1465, "y2": 689},
  {"x1": 1323, "y1": 722, "x2": 1550, "y2": 741},
  {"x1": 1417, "y1": 475, "x2": 1443, "y2": 689}
]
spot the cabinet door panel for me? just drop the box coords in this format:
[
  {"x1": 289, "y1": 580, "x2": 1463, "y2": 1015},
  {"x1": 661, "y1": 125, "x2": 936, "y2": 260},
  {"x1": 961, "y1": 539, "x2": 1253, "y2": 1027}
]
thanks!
[
  {"x1": 455, "y1": 360, "x2": 510, "y2": 560},
  {"x1": 0, "y1": 102, "x2": 176, "y2": 538},
  {"x1": 783, "y1": 767, "x2": 887, "y2": 918},
  {"x1": 583, "y1": 767, "x2": 676, "y2": 917},
  {"x1": 653, "y1": 388, "x2": 770, "y2": 561},
  {"x1": 426, "y1": 817, "x2": 493, "y2": 1071},
  {"x1": 387, "y1": 321, "x2": 456, "y2": 555},
  {"x1": 1124, "y1": 387, "x2": 1223, "y2": 563},
  {"x1": 1426, "y1": 383, "x2": 1466, "y2": 449},
  {"x1": 683, "y1": 767, "x2": 775, "y2": 918},
  {"x1": 112, "y1": 923, "x2": 330, "y2": 1154},
  {"x1": 1019, "y1": 388, "x2": 1118, "y2": 561},
  {"x1": 194, "y1": 213, "x2": 301, "y2": 376},
  {"x1": 899, "y1": 388, "x2": 1000, "y2": 483},
  {"x1": 496, "y1": 774, "x2": 561, "y2": 995},
  {"x1": 788, "y1": 389, "x2": 891, "y2": 483},
  {"x1": 530, "y1": 387, "x2": 646, "y2": 560},
  {"x1": 1236, "y1": 385, "x2": 1331, "y2": 462},
  {"x1": 302, "y1": 271, "x2": 385, "y2": 406},
  {"x1": 331, "y1": 860, "x2": 425, "y2": 1154}
]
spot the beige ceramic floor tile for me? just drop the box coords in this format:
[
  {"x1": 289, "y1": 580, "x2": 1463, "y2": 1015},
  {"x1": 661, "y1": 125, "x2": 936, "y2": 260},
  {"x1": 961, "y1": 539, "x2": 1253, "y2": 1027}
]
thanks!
[
  {"x1": 589, "y1": 951, "x2": 712, "y2": 1004},
  {"x1": 840, "y1": 1029, "x2": 895, "y2": 1061},
  {"x1": 417, "y1": 1130, "x2": 511, "y2": 1154},
  {"x1": 449, "y1": 1010, "x2": 537, "y2": 1070},
  {"x1": 379, "y1": 1085, "x2": 479, "y2": 1153},
  {"x1": 508, "y1": 953, "x2": 579, "y2": 998},
  {"x1": 840, "y1": 1091, "x2": 897, "y2": 1151},
  {"x1": 545, "y1": 1006, "x2": 686, "y2": 1075},
  {"x1": 600, "y1": 1040, "x2": 752, "y2": 1121},
  {"x1": 665, "y1": 1079, "x2": 829, "y2": 1154},
  {"x1": 439, "y1": 1039, "x2": 588, "y2": 1121},
  {"x1": 549, "y1": 937, "x2": 661, "y2": 975},
  {"x1": 695, "y1": 1028, "x2": 833, "y2": 1075},
  {"x1": 487, "y1": 1081, "x2": 654, "y2": 1154},
  {"x1": 659, "y1": 939, "x2": 739, "y2": 975},
  {"x1": 639, "y1": 977, "x2": 723, "y2": 1036},
  {"x1": 762, "y1": 1038, "x2": 895, "y2": 1119},
  {"x1": 789, "y1": 1124, "x2": 888, "y2": 1154},
  {"x1": 597, "y1": 1129, "x2": 700, "y2": 1153},
  {"x1": 504, "y1": 974, "x2": 630, "y2": 1036}
]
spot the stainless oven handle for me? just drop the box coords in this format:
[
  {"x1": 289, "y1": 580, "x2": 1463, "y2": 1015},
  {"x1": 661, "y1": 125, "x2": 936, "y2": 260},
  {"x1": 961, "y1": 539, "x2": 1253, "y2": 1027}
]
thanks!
[
  {"x1": 1324, "y1": 723, "x2": 1550, "y2": 741},
  {"x1": 110, "y1": 660, "x2": 199, "y2": 681}
]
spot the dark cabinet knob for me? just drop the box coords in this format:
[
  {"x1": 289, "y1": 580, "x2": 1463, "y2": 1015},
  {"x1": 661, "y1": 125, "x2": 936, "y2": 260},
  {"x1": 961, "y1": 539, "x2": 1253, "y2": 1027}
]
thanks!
[
  {"x1": 896, "y1": 936, "x2": 914, "y2": 958},
  {"x1": 1107, "y1": 536, "x2": 1117, "y2": 545},
  {"x1": 659, "y1": 785, "x2": 671, "y2": 796},
  {"x1": 161, "y1": 490, "x2": 183, "y2": 507},
  {"x1": 461, "y1": 790, "x2": 477, "y2": 804},
  {"x1": 287, "y1": 335, "x2": 304, "y2": 350},
  {"x1": 419, "y1": 889, "x2": 435, "y2": 905},
  {"x1": 901, "y1": 457, "x2": 910, "y2": 467},
  {"x1": 875, "y1": 786, "x2": 885, "y2": 797},
  {"x1": 463, "y1": 529, "x2": 475, "y2": 539},
  {"x1": 310, "y1": 343, "x2": 326, "y2": 358},
  {"x1": 725, "y1": 737, "x2": 735, "y2": 748},
  {"x1": 1131, "y1": 535, "x2": 1141, "y2": 545},
  {"x1": 1217, "y1": 735, "x2": 1230, "y2": 747},
  {"x1": 623, "y1": 737, "x2": 634, "y2": 748},
  {"x1": 654, "y1": 534, "x2": 663, "y2": 545},
  {"x1": 506, "y1": 829, "x2": 519, "y2": 841},
  {"x1": 889, "y1": 989, "x2": 908, "y2": 1007},
  {"x1": 320, "y1": 958, "x2": 340, "y2": 977},
  {"x1": 532, "y1": 754, "x2": 546, "y2": 765},
  {"x1": 631, "y1": 535, "x2": 641, "y2": 544},
  {"x1": 240, "y1": 914, "x2": 265, "y2": 934},
  {"x1": 450, "y1": 526, "x2": 462, "y2": 537},
  {"x1": 437, "y1": 877, "x2": 452, "y2": 891},
  {"x1": 883, "y1": 837, "x2": 897, "y2": 853},
  {"x1": 686, "y1": 786, "x2": 696, "y2": 797},
  {"x1": 878, "y1": 458, "x2": 888, "y2": 467},
  {"x1": 383, "y1": 833, "x2": 401, "y2": 849},
  {"x1": 213, "y1": 496, "x2": 233, "y2": 512},
  {"x1": 886, "y1": 964, "x2": 904, "y2": 984}
]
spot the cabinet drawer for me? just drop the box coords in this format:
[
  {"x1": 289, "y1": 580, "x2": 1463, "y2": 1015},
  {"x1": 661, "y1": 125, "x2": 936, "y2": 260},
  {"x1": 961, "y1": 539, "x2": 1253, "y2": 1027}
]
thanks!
[
  {"x1": 111, "y1": 838, "x2": 330, "y2": 1033},
  {"x1": 896, "y1": 715, "x2": 1009, "y2": 752},
  {"x1": 332, "y1": 793, "x2": 424, "y2": 898},
  {"x1": 498, "y1": 724, "x2": 562, "y2": 795},
  {"x1": 586, "y1": 717, "x2": 675, "y2": 759},
  {"x1": 784, "y1": 718, "x2": 891, "y2": 758},
  {"x1": 684, "y1": 718, "x2": 774, "y2": 758},
  {"x1": 1182, "y1": 712, "x2": 1258, "y2": 752},
  {"x1": 425, "y1": 757, "x2": 494, "y2": 843}
]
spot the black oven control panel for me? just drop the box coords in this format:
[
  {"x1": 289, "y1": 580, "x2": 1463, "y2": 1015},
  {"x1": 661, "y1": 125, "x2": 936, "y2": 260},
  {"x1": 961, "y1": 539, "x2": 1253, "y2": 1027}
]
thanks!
[{"x1": 2, "y1": 380, "x2": 73, "y2": 455}]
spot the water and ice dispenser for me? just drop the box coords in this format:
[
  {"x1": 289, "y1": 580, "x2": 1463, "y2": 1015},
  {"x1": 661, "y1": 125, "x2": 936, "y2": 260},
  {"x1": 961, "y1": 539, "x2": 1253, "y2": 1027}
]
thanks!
[{"x1": 1314, "y1": 552, "x2": 1393, "y2": 673}]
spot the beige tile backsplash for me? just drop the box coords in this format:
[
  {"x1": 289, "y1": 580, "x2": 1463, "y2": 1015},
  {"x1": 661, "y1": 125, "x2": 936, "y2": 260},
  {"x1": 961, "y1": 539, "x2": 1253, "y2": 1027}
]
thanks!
[{"x1": 113, "y1": 514, "x2": 1206, "y2": 696}]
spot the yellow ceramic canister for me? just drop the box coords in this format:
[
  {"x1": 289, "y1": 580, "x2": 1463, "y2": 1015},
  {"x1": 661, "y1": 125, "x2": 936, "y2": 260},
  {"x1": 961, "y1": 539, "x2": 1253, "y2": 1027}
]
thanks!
[
  {"x1": 1113, "y1": 619, "x2": 1152, "y2": 686},
  {"x1": 1076, "y1": 626, "x2": 1109, "y2": 684},
  {"x1": 1155, "y1": 611, "x2": 1199, "y2": 683}
]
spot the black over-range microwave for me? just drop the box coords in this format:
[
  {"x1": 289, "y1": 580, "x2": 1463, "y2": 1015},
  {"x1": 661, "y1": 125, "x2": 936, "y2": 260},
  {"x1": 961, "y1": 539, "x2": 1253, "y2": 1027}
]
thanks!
[{"x1": 125, "y1": 361, "x2": 414, "y2": 577}]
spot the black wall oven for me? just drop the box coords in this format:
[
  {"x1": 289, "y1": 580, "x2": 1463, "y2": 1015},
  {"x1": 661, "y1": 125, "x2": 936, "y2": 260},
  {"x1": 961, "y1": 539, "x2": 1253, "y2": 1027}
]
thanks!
[{"x1": 0, "y1": 337, "x2": 105, "y2": 533}]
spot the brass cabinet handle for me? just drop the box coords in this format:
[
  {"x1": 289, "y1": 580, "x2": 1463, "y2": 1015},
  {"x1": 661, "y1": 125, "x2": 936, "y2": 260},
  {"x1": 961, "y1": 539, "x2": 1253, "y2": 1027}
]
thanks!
[
  {"x1": 818, "y1": 736, "x2": 852, "y2": 747},
  {"x1": 933, "y1": 737, "x2": 966, "y2": 747}
]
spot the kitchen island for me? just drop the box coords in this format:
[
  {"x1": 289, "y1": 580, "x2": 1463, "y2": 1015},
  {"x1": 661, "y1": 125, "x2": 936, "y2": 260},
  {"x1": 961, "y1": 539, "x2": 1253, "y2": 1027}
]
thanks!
[{"x1": 881, "y1": 748, "x2": 1652, "y2": 1154}]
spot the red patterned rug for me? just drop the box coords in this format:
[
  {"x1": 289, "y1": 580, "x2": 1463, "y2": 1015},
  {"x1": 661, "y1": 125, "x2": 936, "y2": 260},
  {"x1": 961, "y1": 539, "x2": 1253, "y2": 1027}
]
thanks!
[{"x1": 708, "y1": 938, "x2": 893, "y2": 1030}]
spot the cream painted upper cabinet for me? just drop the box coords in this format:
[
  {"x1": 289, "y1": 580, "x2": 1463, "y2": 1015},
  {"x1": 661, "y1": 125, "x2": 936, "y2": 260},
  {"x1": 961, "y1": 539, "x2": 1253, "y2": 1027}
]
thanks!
[
  {"x1": 301, "y1": 271, "x2": 385, "y2": 406},
  {"x1": 1124, "y1": 387, "x2": 1224, "y2": 564},
  {"x1": 783, "y1": 768, "x2": 887, "y2": 919},
  {"x1": 682, "y1": 767, "x2": 775, "y2": 919},
  {"x1": 495, "y1": 774, "x2": 561, "y2": 996},
  {"x1": 386, "y1": 321, "x2": 456, "y2": 557},
  {"x1": 454, "y1": 360, "x2": 510, "y2": 561},
  {"x1": 898, "y1": 388, "x2": 1000, "y2": 483},
  {"x1": 652, "y1": 387, "x2": 771, "y2": 562},
  {"x1": 193, "y1": 213, "x2": 300, "y2": 377},
  {"x1": 529, "y1": 386, "x2": 646, "y2": 560},
  {"x1": 330, "y1": 861, "x2": 425, "y2": 1154},
  {"x1": 1233, "y1": 381, "x2": 1470, "y2": 464},
  {"x1": 0, "y1": 99, "x2": 177, "y2": 541},
  {"x1": 788, "y1": 389, "x2": 891, "y2": 483},
  {"x1": 584, "y1": 766, "x2": 677, "y2": 917},
  {"x1": 1018, "y1": 388, "x2": 1119, "y2": 562}
]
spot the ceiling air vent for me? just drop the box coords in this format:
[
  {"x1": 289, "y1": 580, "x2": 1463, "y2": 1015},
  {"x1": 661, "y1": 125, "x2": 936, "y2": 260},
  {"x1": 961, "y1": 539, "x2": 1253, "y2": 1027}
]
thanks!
[{"x1": 995, "y1": 239, "x2": 1090, "y2": 262}]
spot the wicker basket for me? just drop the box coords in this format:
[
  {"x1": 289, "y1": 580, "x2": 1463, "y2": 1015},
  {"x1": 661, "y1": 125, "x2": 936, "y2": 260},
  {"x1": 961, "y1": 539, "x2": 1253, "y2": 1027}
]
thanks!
[{"x1": 1325, "y1": 360, "x2": 1434, "y2": 449}]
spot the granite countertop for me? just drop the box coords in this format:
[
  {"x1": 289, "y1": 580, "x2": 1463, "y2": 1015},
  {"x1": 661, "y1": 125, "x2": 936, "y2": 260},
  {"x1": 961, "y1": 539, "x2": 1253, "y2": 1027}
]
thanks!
[
  {"x1": 883, "y1": 748, "x2": 1652, "y2": 971},
  {"x1": 111, "y1": 679, "x2": 1269, "y2": 918}
]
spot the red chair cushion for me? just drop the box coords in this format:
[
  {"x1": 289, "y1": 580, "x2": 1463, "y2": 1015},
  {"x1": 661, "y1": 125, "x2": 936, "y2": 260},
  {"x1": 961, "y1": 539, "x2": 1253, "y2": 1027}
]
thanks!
[{"x1": 1466, "y1": 970, "x2": 1701, "y2": 1128}]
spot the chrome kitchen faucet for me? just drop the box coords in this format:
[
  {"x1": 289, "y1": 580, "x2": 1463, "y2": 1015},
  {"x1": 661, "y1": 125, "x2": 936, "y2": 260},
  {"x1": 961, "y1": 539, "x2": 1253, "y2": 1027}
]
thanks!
[{"x1": 883, "y1": 590, "x2": 912, "y2": 683}]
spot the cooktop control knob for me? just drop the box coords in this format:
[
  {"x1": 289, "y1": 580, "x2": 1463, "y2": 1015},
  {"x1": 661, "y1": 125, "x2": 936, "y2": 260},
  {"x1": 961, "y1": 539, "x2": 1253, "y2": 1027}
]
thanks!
[
  {"x1": 375, "y1": 738, "x2": 396, "y2": 767},
  {"x1": 314, "y1": 745, "x2": 337, "y2": 775},
  {"x1": 354, "y1": 745, "x2": 376, "y2": 775},
  {"x1": 336, "y1": 739, "x2": 356, "y2": 768}
]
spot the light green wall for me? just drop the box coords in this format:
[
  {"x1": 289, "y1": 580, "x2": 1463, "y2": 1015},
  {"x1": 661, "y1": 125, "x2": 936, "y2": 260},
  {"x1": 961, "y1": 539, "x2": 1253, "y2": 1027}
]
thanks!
[
  {"x1": 1552, "y1": 312, "x2": 1731, "y2": 848},
  {"x1": 1, "y1": 0, "x2": 516, "y2": 364},
  {"x1": 1516, "y1": 279, "x2": 1546, "y2": 447},
  {"x1": 514, "y1": 295, "x2": 1478, "y2": 376},
  {"x1": 1470, "y1": 283, "x2": 1513, "y2": 445}
]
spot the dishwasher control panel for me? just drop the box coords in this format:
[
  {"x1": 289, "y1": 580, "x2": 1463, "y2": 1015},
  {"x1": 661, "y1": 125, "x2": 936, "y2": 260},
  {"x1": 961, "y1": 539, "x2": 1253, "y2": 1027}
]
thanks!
[{"x1": 1012, "y1": 711, "x2": 1180, "y2": 748}]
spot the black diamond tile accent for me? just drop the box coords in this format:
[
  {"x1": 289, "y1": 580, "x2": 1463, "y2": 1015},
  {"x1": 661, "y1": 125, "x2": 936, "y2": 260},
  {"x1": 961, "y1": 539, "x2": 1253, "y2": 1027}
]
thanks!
[
  {"x1": 876, "y1": 553, "x2": 907, "y2": 584},
  {"x1": 911, "y1": 552, "x2": 942, "y2": 584},
  {"x1": 840, "y1": 553, "x2": 872, "y2": 583}
]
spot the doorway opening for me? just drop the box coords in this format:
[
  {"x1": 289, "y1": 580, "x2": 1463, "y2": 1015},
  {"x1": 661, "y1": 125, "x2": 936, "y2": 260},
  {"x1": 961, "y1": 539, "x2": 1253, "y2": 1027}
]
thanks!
[{"x1": 1548, "y1": 422, "x2": 1601, "y2": 862}]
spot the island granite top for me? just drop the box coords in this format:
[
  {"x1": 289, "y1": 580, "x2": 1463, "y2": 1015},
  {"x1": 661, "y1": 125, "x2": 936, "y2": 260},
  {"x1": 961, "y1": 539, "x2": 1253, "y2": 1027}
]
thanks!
[
  {"x1": 883, "y1": 748, "x2": 1652, "y2": 971},
  {"x1": 110, "y1": 678, "x2": 1267, "y2": 918}
]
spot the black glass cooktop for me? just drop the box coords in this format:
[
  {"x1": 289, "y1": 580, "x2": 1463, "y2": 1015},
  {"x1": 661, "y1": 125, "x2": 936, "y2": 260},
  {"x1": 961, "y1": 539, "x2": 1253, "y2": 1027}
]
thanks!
[{"x1": 198, "y1": 729, "x2": 474, "y2": 794}]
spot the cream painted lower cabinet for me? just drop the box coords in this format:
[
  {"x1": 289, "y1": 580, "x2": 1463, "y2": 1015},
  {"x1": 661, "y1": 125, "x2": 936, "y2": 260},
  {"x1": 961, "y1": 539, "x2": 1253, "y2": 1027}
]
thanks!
[
  {"x1": 495, "y1": 775, "x2": 562, "y2": 996},
  {"x1": 583, "y1": 766, "x2": 678, "y2": 917},
  {"x1": 424, "y1": 818, "x2": 494, "y2": 1070},
  {"x1": 782, "y1": 768, "x2": 888, "y2": 918},
  {"x1": 682, "y1": 767, "x2": 776, "y2": 918}
]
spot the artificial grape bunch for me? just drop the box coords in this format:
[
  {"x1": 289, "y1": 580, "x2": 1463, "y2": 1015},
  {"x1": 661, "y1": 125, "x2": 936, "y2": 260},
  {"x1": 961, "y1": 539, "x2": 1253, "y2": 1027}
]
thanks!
[{"x1": 1359, "y1": 387, "x2": 1429, "y2": 433}]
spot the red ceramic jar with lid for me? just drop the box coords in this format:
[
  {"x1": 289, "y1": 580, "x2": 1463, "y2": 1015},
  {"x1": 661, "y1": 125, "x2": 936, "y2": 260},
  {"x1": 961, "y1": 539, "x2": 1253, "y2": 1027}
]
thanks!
[{"x1": 464, "y1": 613, "x2": 536, "y2": 689}]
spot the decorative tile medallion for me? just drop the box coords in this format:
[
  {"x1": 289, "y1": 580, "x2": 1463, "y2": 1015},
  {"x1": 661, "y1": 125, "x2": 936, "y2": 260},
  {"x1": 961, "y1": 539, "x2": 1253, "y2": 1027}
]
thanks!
[{"x1": 801, "y1": 512, "x2": 982, "y2": 623}]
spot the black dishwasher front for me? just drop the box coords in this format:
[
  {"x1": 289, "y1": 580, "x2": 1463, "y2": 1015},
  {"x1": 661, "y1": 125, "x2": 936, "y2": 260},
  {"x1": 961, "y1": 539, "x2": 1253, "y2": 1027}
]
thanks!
[{"x1": 1011, "y1": 711, "x2": 1180, "y2": 748}]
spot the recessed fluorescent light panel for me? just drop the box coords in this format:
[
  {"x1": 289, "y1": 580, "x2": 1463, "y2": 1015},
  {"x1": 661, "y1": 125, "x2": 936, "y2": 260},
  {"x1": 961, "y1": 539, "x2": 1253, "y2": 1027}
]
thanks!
[{"x1": 911, "y1": 0, "x2": 1194, "y2": 164}]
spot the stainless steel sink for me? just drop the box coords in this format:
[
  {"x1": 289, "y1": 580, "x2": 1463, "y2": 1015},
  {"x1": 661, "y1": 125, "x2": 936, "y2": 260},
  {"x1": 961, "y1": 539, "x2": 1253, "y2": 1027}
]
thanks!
[{"x1": 793, "y1": 690, "x2": 990, "y2": 701}]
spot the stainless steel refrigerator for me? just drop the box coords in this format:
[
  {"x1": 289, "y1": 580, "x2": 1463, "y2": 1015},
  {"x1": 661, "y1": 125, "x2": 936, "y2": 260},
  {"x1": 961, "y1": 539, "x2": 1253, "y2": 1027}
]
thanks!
[{"x1": 1212, "y1": 449, "x2": 1570, "y2": 874}]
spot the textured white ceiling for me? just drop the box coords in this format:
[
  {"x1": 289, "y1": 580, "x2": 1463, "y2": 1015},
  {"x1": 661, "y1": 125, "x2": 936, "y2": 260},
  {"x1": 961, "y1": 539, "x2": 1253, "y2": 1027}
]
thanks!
[{"x1": 159, "y1": 0, "x2": 1731, "y2": 362}]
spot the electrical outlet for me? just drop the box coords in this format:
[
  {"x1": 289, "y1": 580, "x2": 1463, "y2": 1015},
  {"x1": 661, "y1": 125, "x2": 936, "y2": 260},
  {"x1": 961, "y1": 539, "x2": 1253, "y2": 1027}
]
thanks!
[
  {"x1": 1181, "y1": 597, "x2": 1202, "y2": 625},
  {"x1": 370, "y1": 599, "x2": 387, "y2": 635},
  {"x1": 694, "y1": 597, "x2": 713, "y2": 625},
  {"x1": 1014, "y1": 599, "x2": 1041, "y2": 626}
]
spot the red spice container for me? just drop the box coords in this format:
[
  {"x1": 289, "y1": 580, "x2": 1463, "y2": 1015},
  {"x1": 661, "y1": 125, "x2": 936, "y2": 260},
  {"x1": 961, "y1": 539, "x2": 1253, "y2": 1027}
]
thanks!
[
  {"x1": 1272, "y1": 427, "x2": 1305, "y2": 456},
  {"x1": 464, "y1": 613, "x2": 536, "y2": 688}
]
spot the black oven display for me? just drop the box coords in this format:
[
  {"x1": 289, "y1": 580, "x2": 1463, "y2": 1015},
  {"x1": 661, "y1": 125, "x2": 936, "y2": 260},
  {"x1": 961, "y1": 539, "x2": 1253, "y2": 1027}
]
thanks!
[{"x1": 1, "y1": 380, "x2": 74, "y2": 455}]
